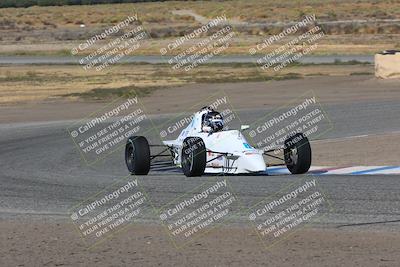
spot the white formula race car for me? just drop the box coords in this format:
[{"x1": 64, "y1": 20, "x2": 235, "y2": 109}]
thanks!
[{"x1": 125, "y1": 107, "x2": 311, "y2": 177}]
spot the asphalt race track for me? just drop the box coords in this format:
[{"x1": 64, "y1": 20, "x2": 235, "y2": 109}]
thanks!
[{"x1": 1, "y1": 100, "x2": 400, "y2": 230}]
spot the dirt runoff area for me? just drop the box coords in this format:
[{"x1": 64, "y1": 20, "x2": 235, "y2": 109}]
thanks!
[{"x1": 0, "y1": 219, "x2": 399, "y2": 267}]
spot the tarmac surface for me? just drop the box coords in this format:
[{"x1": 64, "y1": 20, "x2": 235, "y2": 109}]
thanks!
[{"x1": 0, "y1": 100, "x2": 399, "y2": 228}]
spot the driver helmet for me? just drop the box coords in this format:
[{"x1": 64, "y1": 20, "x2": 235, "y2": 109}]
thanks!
[{"x1": 202, "y1": 109, "x2": 224, "y2": 133}]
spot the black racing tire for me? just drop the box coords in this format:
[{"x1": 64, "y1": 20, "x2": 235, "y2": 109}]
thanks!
[
  {"x1": 125, "y1": 136, "x2": 151, "y2": 175},
  {"x1": 284, "y1": 133, "x2": 311, "y2": 174},
  {"x1": 181, "y1": 137, "x2": 206, "y2": 177}
]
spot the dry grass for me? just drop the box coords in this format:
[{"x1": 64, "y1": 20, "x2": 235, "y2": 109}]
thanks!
[
  {"x1": 0, "y1": 2, "x2": 197, "y2": 28},
  {"x1": 0, "y1": 37, "x2": 395, "y2": 56},
  {"x1": 0, "y1": 63, "x2": 373, "y2": 104},
  {"x1": 0, "y1": 1, "x2": 399, "y2": 56},
  {"x1": 0, "y1": 1, "x2": 399, "y2": 28}
]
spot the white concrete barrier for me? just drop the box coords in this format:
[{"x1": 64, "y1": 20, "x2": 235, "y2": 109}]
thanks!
[{"x1": 375, "y1": 51, "x2": 400, "y2": 79}]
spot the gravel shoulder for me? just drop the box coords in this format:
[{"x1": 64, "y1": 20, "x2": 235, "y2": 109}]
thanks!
[{"x1": 1, "y1": 220, "x2": 399, "y2": 267}]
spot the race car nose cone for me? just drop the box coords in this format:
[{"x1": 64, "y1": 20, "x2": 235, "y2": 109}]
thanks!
[{"x1": 239, "y1": 153, "x2": 266, "y2": 173}]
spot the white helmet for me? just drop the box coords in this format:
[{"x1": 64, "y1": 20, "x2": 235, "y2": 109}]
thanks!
[{"x1": 201, "y1": 108, "x2": 224, "y2": 133}]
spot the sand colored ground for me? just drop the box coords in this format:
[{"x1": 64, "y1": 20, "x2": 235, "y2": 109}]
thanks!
[
  {"x1": 0, "y1": 220, "x2": 399, "y2": 267},
  {"x1": 1, "y1": 73, "x2": 395, "y2": 116},
  {"x1": 312, "y1": 133, "x2": 400, "y2": 166},
  {"x1": 0, "y1": 64, "x2": 373, "y2": 105}
]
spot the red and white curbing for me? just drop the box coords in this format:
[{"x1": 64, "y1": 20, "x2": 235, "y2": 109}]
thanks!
[
  {"x1": 152, "y1": 163, "x2": 400, "y2": 175},
  {"x1": 267, "y1": 166, "x2": 400, "y2": 175}
]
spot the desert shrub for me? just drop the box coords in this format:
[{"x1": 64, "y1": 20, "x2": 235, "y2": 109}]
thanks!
[{"x1": 0, "y1": 0, "x2": 177, "y2": 8}]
